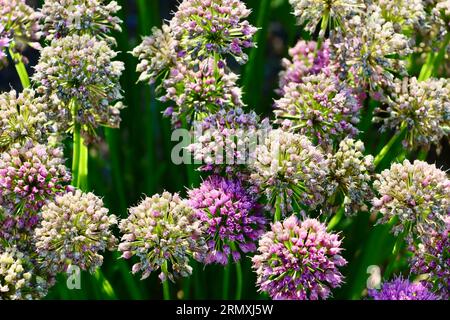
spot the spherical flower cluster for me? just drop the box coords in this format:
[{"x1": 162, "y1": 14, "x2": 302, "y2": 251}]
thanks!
[
  {"x1": 376, "y1": 0, "x2": 425, "y2": 30},
  {"x1": 410, "y1": 224, "x2": 449, "y2": 299},
  {"x1": 372, "y1": 160, "x2": 450, "y2": 237},
  {"x1": 277, "y1": 39, "x2": 331, "y2": 95},
  {"x1": 33, "y1": 34, "x2": 124, "y2": 140},
  {"x1": 0, "y1": 141, "x2": 71, "y2": 226},
  {"x1": 188, "y1": 176, "x2": 266, "y2": 265},
  {"x1": 274, "y1": 73, "x2": 361, "y2": 148},
  {"x1": 132, "y1": 24, "x2": 178, "y2": 85},
  {"x1": 33, "y1": 190, "x2": 118, "y2": 274},
  {"x1": 289, "y1": 0, "x2": 364, "y2": 36},
  {"x1": 252, "y1": 216, "x2": 347, "y2": 300},
  {"x1": 0, "y1": 246, "x2": 49, "y2": 300},
  {"x1": 187, "y1": 108, "x2": 270, "y2": 174},
  {"x1": 0, "y1": 23, "x2": 10, "y2": 65},
  {"x1": 0, "y1": 89, "x2": 52, "y2": 150},
  {"x1": 334, "y1": 5, "x2": 412, "y2": 94},
  {"x1": 368, "y1": 276, "x2": 439, "y2": 300},
  {"x1": 374, "y1": 77, "x2": 450, "y2": 152},
  {"x1": 118, "y1": 192, "x2": 207, "y2": 282},
  {"x1": 250, "y1": 129, "x2": 328, "y2": 215},
  {"x1": 170, "y1": 0, "x2": 257, "y2": 64},
  {"x1": 39, "y1": 0, "x2": 122, "y2": 41},
  {"x1": 0, "y1": 0, "x2": 41, "y2": 60},
  {"x1": 161, "y1": 58, "x2": 243, "y2": 127},
  {"x1": 326, "y1": 138, "x2": 374, "y2": 214}
]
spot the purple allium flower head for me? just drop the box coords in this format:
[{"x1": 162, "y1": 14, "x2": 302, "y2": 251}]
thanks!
[
  {"x1": 170, "y1": 0, "x2": 257, "y2": 64},
  {"x1": 32, "y1": 34, "x2": 124, "y2": 142},
  {"x1": 0, "y1": 22, "x2": 10, "y2": 64},
  {"x1": 187, "y1": 108, "x2": 270, "y2": 176},
  {"x1": 33, "y1": 189, "x2": 118, "y2": 274},
  {"x1": 161, "y1": 58, "x2": 243, "y2": 127},
  {"x1": 118, "y1": 192, "x2": 207, "y2": 282},
  {"x1": 410, "y1": 221, "x2": 449, "y2": 299},
  {"x1": 368, "y1": 276, "x2": 439, "y2": 300},
  {"x1": 39, "y1": 0, "x2": 122, "y2": 41},
  {"x1": 188, "y1": 175, "x2": 267, "y2": 265},
  {"x1": 277, "y1": 39, "x2": 331, "y2": 95},
  {"x1": 132, "y1": 24, "x2": 178, "y2": 85},
  {"x1": 372, "y1": 160, "x2": 450, "y2": 238},
  {"x1": 274, "y1": 72, "x2": 361, "y2": 149},
  {"x1": 0, "y1": 141, "x2": 72, "y2": 230},
  {"x1": 374, "y1": 77, "x2": 450, "y2": 153},
  {"x1": 252, "y1": 216, "x2": 347, "y2": 300},
  {"x1": 250, "y1": 129, "x2": 328, "y2": 215}
]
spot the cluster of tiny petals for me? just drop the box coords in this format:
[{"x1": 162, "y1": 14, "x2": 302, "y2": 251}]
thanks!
[
  {"x1": 372, "y1": 160, "x2": 450, "y2": 237},
  {"x1": 188, "y1": 175, "x2": 267, "y2": 265},
  {"x1": 333, "y1": 4, "x2": 412, "y2": 95},
  {"x1": 170, "y1": 0, "x2": 257, "y2": 64},
  {"x1": 368, "y1": 276, "x2": 439, "y2": 300},
  {"x1": 326, "y1": 138, "x2": 374, "y2": 214},
  {"x1": 33, "y1": 189, "x2": 118, "y2": 274},
  {"x1": 374, "y1": 77, "x2": 450, "y2": 152},
  {"x1": 0, "y1": 89, "x2": 52, "y2": 150},
  {"x1": 250, "y1": 129, "x2": 328, "y2": 215},
  {"x1": 0, "y1": 246, "x2": 49, "y2": 300},
  {"x1": 0, "y1": 23, "x2": 10, "y2": 64},
  {"x1": 0, "y1": 141, "x2": 72, "y2": 225},
  {"x1": 132, "y1": 24, "x2": 178, "y2": 85},
  {"x1": 375, "y1": 0, "x2": 425, "y2": 29},
  {"x1": 289, "y1": 0, "x2": 364, "y2": 35},
  {"x1": 252, "y1": 216, "x2": 347, "y2": 300},
  {"x1": 39, "y1": 0, "x2": 122, "y2": 41},
  {"x1": 410, "y1": 223, "x2": 449, "y2": 299},
  {"x1": 274, "y1": 72, "x2": 361, "y2": 148},
  {"x1": 118, "y1": 192, "x2": 207, "y2": 282},
  {"x1": 161, "y1": 58, "x2": 243, "y2": 127},
  {"x1": 33, "y1": 34, "x2": 124, "y2": 141},
  {"x1": 0, "y1": 0, "x2": 41, "y2": 59},
  {"x1": 187, "y1": 108, "x2": 270, "y2": 174},
  {"x1": 277, "y1": 39, "x2": 331, "y2": 95}
]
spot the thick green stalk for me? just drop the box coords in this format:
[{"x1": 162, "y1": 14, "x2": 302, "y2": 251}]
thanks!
[
  {"x1": 8, "y1": 49, "x2": 30, "y2": 89},
  {"x1": 94, "y1": 269, "x2": 117, "y2": 300},
  {"x1": 327, "y1": 204, "x2": 345, "y2": 231},
  {"x1": 373, "y1": 122, "x2": 407, "y2": 169},
  {"x1": 234, "y1": 261, "x2": 243, "y2": 300},
  {"x1": 222, "y1": 263, "x2": 230, "y2": 299},
  {"x1": 161, "y1": 262, "x2": 171, "y2": 300},
  {"x1": 418, "y1": 32, "x2": 450, "y2": 81}
]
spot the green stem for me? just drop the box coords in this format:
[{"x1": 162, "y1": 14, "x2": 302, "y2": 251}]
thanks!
[
  {"x1": 230, "y1": 243, "x2": 242, "y2": 300},
  {"x1": 78, "y1": 137, "x2": 88, "y2": 190},
  {"x1": 8, "y1": 49, "x2": 30, "y2": 89},
  {"x1": 327, "y1": 204, "x2": 345, "y2": 231},
  {"x1": 161, "y1": 262, "x2": 171, "y2": 300},
  {"x1": 373, "y1": 122, "x2": 407, "y2": 169},
  {"x1": 316, "y1": 10, "x2": 329, "y2": 50},
  {"x1": 222, "y1": 263, "x2": 230, "y2": 300},
  {"x1": 418, "y1": 32, "x2": 450, "y2": 81},
  {"x1": 72, "y1": 124, "x2": 81, "y2": 187},
  {"x1": 274, "y1": 196, "x2": 282, "y2": 222},
  {"x1": 94, "y1": 269, "x2": 117, "y2": 300}
]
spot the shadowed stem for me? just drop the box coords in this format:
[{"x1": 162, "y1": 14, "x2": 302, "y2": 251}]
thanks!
[
  {"x1": 230, "y1": 243, "x2": 243, "y2": 300},
  {"x1": 274, "y1": 196, "x2": 282, "y2": 222},
  {"x1": 8, "y1": 49, "x2": 30, "y2": 89},
  {"x1": 418, "y1": 32, "x2": 450, "y2": 81},
  {"x1": 222, "y1": 263, "x2": 230, "y2": 299},
  {"x1": 373, "y1": 122, "x2": 407, "y2": 169},
  {"x1": 161, "y1": 262, "x2": 171, "y2": 300},
  {"x1": 327, "y1": 204, "x2": 345, "y2": 231}
]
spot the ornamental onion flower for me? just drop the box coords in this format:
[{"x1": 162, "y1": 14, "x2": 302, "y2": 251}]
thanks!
[
  {"x1": 368, "y1": 276, "x2": 439, "y2": 300},
  {"x1": 252, "y1": 216, "x2": 347, "y2": 300},
  {"x1": 39, "y1": 0, "x2": 122, "y2": 41},
  {"x1": 372, "y1": 160, "x2": 450, "y2": 238},
  {"x1": 161, "y1": 58, "x2": 243, "y2": 127},
  {"x1": 0, "y1": 141, "x2": 72, "y2": 227},
  {"x1": 132, "y1": 24, "x2": 178, "y2": 85},
  {"x1": 0, "y1": 89, "x2": 53, "y2": 150},
  {"x1": 277, "y1": 39, "x2": 331, "y2": 95},
  {"x1": 374, "y1": 77, "x2": 450, "y2": 152},
  {"x1": 0, "y1": 23, "x2": 11, "y2": 66},
  {"x1": 0, "y1": 246, "x2": 51, "y2": 300},
  {"x1": 170, "y1": 0, "x2": 257, "y2": 64},
  {"x1": 33, "y1": 34, "x2": 124, "y2": 141},
  {"x1": 274, "y1": 72, "x2": 361, "y2": 148},
  {"x1": 250, "y1": 129, "x2": 328, "y2": 215},
  {"x1": 375, "y1": 0, "x2": 425, "y2": 30},
  {"x1": 33, "y1": 189, "x2": 118, "y2": 274},
  {"x1": 326, "y1": 138, "x2": 374, "y2": 213},
  {"x1": 118, "y1": 192, "x2": 207, "y2": 282},
  {"x1": 188, "y1": 175, "x2": 266, "y2": 265}
]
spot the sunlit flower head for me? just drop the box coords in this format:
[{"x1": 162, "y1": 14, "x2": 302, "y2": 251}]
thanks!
[{"x1": 368, "y1": 276, "x2": 439, "y2": 300}]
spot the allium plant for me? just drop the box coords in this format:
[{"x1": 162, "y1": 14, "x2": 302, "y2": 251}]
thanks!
[
  {"x1": 170, "y1": 0, "x2": 257, "y2": 64},
  {"x1": 33, "y1": 189, "x2": 118, "y2": 274},
  {"x1": 33, "y1": 34, "x2": 124, "y2": 141},
  {"x1": 368, "y1": 276, "x2": 439, "y2": 300},
  {"x1": 0, "y1": 23, "x2": 11, "y2": 65},
  {"x1": 375, "y1": 0, "x2": 425, "y2": 30},
  {"x1": 374, "y1": 77, "x2": 450, "y2": 152},
  {"x1": 250, "y1": 129, "x2": 328, "y2": 216},
  {"x1": 188, "y1": 175, "x2": 266, "y2": 265},
  {"x1": 39, "y1": 0, "x2": 122, "y2": 41},
  {"x1": 372, "y1": 160, "x2": 450, "y2": 238},
  {"x1": 252, "y1": 216, "x2": 347, "y2": 300},
  {"x1": 118, "y1": 192, "x2": 207, "y2": 282},
  {"x1": 274, "y1": 72, "x2": 361, "y2": 148}
]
